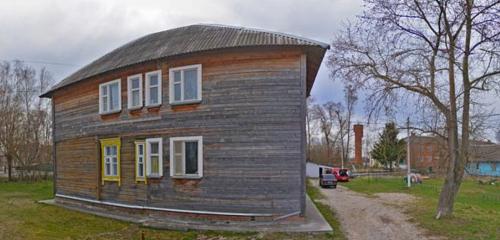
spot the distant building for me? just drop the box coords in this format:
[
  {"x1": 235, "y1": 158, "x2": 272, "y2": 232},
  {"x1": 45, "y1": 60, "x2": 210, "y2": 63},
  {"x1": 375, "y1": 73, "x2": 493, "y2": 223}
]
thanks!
[
  {"x1": 306, "y1": 162, "x2": 333, "y2": 178},
  {"x1": 466, "y1": 145, "x2": 500, "y2": 177},
  {"x1": 404, "y1": 135, "x2": 448, "y2": 173},
  {"x1": 404, "y1": 134, "x2": 500, "y2": 176}
]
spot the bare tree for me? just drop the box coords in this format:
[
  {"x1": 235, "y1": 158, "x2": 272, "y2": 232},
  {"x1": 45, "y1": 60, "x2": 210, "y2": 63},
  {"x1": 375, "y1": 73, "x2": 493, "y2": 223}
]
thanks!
[
  {"x1": 0, "y1": 61, "x2": 52, "y2": 181},
  {"x1": 329, "y1": 0, "x2": 500, "y2": 218},
  {"x1": 329, "y1": 102, "x2": 347, "y2": 167},
  {"x1": 306, "y1": 97, "x2": 316, "y2": 161},
  {"x1": 343, "y1": 85, "x2": 358, "y2": 166},
  {"x1": 312, "y1": 104, "x2": 334, "y2": 161},
  {"x1": 324, "y1": 86, "x2": 358, "y2": 169},
  {"x1": 0, "y1": 62, "x2": 22, "y2": 181}
]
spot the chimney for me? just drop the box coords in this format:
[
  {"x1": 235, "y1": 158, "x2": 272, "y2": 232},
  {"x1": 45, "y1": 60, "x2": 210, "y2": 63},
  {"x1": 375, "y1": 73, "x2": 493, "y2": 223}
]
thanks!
[{"x1": 353, "y1": 124, "x2": 364, "y2": 165}]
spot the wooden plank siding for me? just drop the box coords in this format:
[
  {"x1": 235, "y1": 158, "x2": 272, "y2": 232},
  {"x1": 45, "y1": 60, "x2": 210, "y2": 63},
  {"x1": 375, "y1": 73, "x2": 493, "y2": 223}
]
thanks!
[{"x1": 53, "y1": 48, "x2": 307, "y2": 215}]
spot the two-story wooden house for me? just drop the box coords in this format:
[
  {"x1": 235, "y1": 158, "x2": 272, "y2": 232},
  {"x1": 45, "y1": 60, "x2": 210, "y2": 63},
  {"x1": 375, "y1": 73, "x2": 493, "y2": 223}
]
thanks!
[{"x1": 40, "y1": 24, "x2": 329, "y2": 221}]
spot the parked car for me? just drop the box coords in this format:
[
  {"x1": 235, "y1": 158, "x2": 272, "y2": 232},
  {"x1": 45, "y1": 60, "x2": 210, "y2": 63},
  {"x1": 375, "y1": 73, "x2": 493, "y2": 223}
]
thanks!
[
  {"x1": 332, "y1": 168, "x2": 350, "y2": 182},
  {"x1": 319, "y1": 167, "x2": 338, "y2": 188}
]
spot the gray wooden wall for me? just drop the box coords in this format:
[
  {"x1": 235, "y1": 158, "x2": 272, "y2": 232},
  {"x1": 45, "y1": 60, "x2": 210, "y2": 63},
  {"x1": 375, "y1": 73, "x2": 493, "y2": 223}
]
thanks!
[{"x1": 53, "y1": 48, "x2": 307, "y2": 215}]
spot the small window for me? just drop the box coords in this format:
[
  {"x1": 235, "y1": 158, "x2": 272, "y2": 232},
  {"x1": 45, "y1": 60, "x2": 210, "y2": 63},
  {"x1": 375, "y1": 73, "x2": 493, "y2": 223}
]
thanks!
[
  {"x1": 146, "y1": 138, "x2": 163, "y2": 177},
  {"x1": 170, "y1": 136, "x2": 203, "y2": 178},
  {"x1": 99, "y1": 79, "x2": 121, "y2": 114},
  {"x1": 135, "y1": 141, "x2": 146, "y2": 182},
  {"x1": 127, "y1": 74, "x2": 143, "y2": 109},
  {"x1": 169, "y1": 64, "x2": 202, "y2": 105},
  {"x1": 100, "y1": 138, "x2": 121, "y2": 185},
  {"x1": 145, "y1": 70, "x2": 162, "y2": 107}
]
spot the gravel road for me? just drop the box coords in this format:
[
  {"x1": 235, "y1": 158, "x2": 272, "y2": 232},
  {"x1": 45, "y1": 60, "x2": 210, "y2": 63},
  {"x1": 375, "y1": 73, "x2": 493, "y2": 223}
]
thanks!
[{"x1": 313, "y1": 180, "x2": 444, "y2": 240}]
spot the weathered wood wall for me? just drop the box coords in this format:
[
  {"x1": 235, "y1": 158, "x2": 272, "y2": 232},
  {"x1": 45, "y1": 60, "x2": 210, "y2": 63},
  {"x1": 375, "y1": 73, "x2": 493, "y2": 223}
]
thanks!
[{"x1": 53, "y1": 47, "x2": 307, "y2": 215}]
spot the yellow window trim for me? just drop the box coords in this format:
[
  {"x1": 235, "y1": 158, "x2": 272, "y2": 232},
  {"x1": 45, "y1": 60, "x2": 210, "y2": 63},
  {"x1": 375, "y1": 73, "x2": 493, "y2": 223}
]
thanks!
[
  {"x1": 134, "y1": 140, "x2": 147, "y2": 184},
  {"x1": 100, "y1": 138, "x2": 121, "y2": 186}
]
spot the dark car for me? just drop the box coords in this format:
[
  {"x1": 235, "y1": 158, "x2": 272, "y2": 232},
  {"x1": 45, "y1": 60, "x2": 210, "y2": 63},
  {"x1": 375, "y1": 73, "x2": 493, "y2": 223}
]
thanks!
[{"x1": 319, "y1": 168, "x2": 337, "y2": 188}]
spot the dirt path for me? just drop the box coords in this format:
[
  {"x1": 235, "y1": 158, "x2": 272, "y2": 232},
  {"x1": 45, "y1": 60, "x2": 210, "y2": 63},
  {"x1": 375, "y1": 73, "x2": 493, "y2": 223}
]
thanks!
[{"x1": 313, "y1": 181, "x2": 444, "y2": 240}]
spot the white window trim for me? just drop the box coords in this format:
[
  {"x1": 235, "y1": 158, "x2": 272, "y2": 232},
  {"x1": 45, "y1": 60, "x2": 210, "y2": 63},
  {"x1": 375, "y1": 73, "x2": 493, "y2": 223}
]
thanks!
[
  {"x1": 127, "y1": 74, "x2": 143, "y2": 110},
  {"x1": 99, "y1": 79, "x2": 122, "y2": 115},
  {"x1": 135, "y1": 141, "x2": 146, "y2": 181},
  {"x1": 169, "y1": 64, "x2": 202, "y2": 105},
  {"x1": 145, "y1": 70, "x2": 162, "y2": 107},
  {"x1": 104, "y1": 146, "x2": 119, "y2": 177},
  {"x1": 146, "y1": 138, "x2": 163, "y2": 177},
  {"x1": 169, "y1": 136, "x2": 203, "y2": 179}
]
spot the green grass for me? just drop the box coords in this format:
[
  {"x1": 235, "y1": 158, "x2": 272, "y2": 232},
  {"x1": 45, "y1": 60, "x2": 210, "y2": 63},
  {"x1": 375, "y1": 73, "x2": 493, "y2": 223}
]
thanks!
[
  {"x1": 343, "y1": 177, "x2": 500, "y2": 240},
  {"x1": 0, "y1": 180, "x2": 334, "y2": 240},
  {"x1": 306, "y1": 180, "x2": 346, "y2": 240}
]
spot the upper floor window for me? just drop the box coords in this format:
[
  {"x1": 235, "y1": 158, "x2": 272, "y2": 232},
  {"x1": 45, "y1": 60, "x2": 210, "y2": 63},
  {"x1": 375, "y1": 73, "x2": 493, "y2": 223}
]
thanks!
[
  {"x1": 99, "y1": 79, "x2": 121, "y2": 114},
  {"x1": 170, "y1": 136, "x2": 203, "y2": 178},
  {"x1": 127, "y1": 74, "x2": 143, "y2": 109},
  {"x1": 145, "y1": 70, "x2": 162, "y2": 107},
  {"x1": 169, "y1": 64, "x2": 202, "y2": 105}
]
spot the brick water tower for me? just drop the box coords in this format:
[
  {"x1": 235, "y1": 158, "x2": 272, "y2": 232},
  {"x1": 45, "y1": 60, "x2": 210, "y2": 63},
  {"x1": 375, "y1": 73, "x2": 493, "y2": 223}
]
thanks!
[{"x1": 353, "y1": 124, "x2": 364, "y2": 165}]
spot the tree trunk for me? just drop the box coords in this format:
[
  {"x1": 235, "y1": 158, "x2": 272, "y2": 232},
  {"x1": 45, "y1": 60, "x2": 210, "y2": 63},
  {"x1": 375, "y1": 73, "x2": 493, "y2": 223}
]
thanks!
[
  {"x1": 436, "y1": 0, "x2": 473, "y2": 219},
  {"x1": 6, "y1": 154, "x2": 12, "y2": 181},
  {"x1": 436, "y1": 58, "x2": 461, "y2": 218},
  {"x1": 436, "y1": 150, "x2": 463, "y2": 218}
]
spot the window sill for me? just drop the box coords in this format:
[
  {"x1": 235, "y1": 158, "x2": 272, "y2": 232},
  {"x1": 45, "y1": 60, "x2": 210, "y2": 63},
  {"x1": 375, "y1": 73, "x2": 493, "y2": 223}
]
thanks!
[
  {"x1": 103, "y1": 177, "x2": 119, "y2": 181},
  {"x1": 102, "y1": 177, "x2": 120, "y2": 186},
  {"x1": 145, "y1": 104, "x2": 162, "y2": 108},
  {"x1": 171, "y1": 175, "x2": 202, "y2": 180},
  {"x1": 169, "y1": 99, "x2": 202, "y2": 106},
  {"x1": 100, "y1": 109, "x2": 122, "y2": 115},
  {"x1": 147, "y1": 175, "x2": 162, "y2": 179},
  {"x1": 128, "y1": 106, "x2": 143, "y2": 111}
]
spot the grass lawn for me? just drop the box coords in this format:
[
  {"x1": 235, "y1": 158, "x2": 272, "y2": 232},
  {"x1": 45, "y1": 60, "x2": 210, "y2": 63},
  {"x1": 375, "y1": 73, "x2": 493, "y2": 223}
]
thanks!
[
  {"x1": 343, "y1": 176, "x2": 500, "y2": 240},
  {"x1": 0, "y1": 180, "x2": 335, "y2": 240}
]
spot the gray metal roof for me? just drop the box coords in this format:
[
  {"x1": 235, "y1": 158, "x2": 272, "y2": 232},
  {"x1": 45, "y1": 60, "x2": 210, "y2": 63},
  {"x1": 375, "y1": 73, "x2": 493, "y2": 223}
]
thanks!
[
  {"x1": 41, "y1": 24, "x2": 329, "y2": 97},
  {"x1": 471, "y1": 145, "x2": 500, "y2": 162}
]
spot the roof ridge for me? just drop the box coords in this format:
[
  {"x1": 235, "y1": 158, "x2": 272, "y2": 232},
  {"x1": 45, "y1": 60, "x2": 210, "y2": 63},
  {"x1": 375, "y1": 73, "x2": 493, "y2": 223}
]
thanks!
[
  {"x1": 41, "y1": 24, "x2": 329, "y2": 97},
  {"x1": 197, "y1": 23, "x2": 330, "y2": 48}
]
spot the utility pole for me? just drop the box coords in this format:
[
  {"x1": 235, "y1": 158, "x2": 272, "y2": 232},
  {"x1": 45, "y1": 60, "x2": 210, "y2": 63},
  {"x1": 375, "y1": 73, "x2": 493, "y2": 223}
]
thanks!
[{"x1": 406, "y1": 117, "x2": 411, "y2": 187}]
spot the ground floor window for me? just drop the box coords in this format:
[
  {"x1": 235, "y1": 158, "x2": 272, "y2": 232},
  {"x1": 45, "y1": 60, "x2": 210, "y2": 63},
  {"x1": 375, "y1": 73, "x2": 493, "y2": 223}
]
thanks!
[
  {"x1": 100, "y1": 138, "x2": 121, "y2": 185},
  {"x1": 170, "y1": 136, "x2": 203, "y2": 178},
  {"x1": 135, "y1": 141, "x2": 146, "y2": 182},
  {"x1": 146, "y1": 138, "x2": 163, "y2": 177}
]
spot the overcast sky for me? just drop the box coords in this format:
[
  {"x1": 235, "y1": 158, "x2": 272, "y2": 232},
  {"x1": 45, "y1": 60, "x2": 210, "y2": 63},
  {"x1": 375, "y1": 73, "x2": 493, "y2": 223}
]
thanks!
[
  {"x1": 1, "y1": 0, "x2": 498, "y2": 141},
  {"x1": 0, "y1": 0, "x2": 363, "y2": 105}
]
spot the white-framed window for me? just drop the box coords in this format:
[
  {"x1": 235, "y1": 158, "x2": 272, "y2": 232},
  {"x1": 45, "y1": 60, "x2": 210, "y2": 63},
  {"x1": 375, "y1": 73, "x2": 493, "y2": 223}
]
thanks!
[
  {"x1": 135, "y1": 141, "x2": 146, "y2": 182},
  {"x1": 145, "y1": 70, "x2": 162, "y2": 107},
  {"x1": 169, "y1": 64, "x2": 202, "y2": 105},
  {"x1": 99, "y1": 79, "x2": 121, "y2": 114},
  {"x1": 104, "y1": 145, "x2": 119, "y2": 176},
  {"x1": 127, "y1": 74, "x2": 143, "y2": 109},
  {"x1": 170, "y1": 136, "x2": 203, "y2": 178},
  {"x1": 146, "y1": 138, "x2": 163, "y2": 177}
]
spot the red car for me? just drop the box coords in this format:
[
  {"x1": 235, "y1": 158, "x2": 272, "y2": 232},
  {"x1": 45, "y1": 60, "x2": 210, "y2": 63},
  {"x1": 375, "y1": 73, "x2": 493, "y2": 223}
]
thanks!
[{"x1": 332, "y1": 168, "x2": 350, "y2": 182}]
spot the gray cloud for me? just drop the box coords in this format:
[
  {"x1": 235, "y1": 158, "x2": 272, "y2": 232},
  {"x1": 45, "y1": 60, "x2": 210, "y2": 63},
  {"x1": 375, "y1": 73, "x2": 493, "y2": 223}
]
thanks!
[{"x1": 0, "y1": 0, "x2": 362, "y2": 104}]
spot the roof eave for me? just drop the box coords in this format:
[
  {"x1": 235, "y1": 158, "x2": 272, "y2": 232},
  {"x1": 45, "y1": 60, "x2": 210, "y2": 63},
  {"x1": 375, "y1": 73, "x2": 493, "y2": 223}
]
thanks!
[{"x1": 40, "y1": 91, "x2": 53, "y2": 99}]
